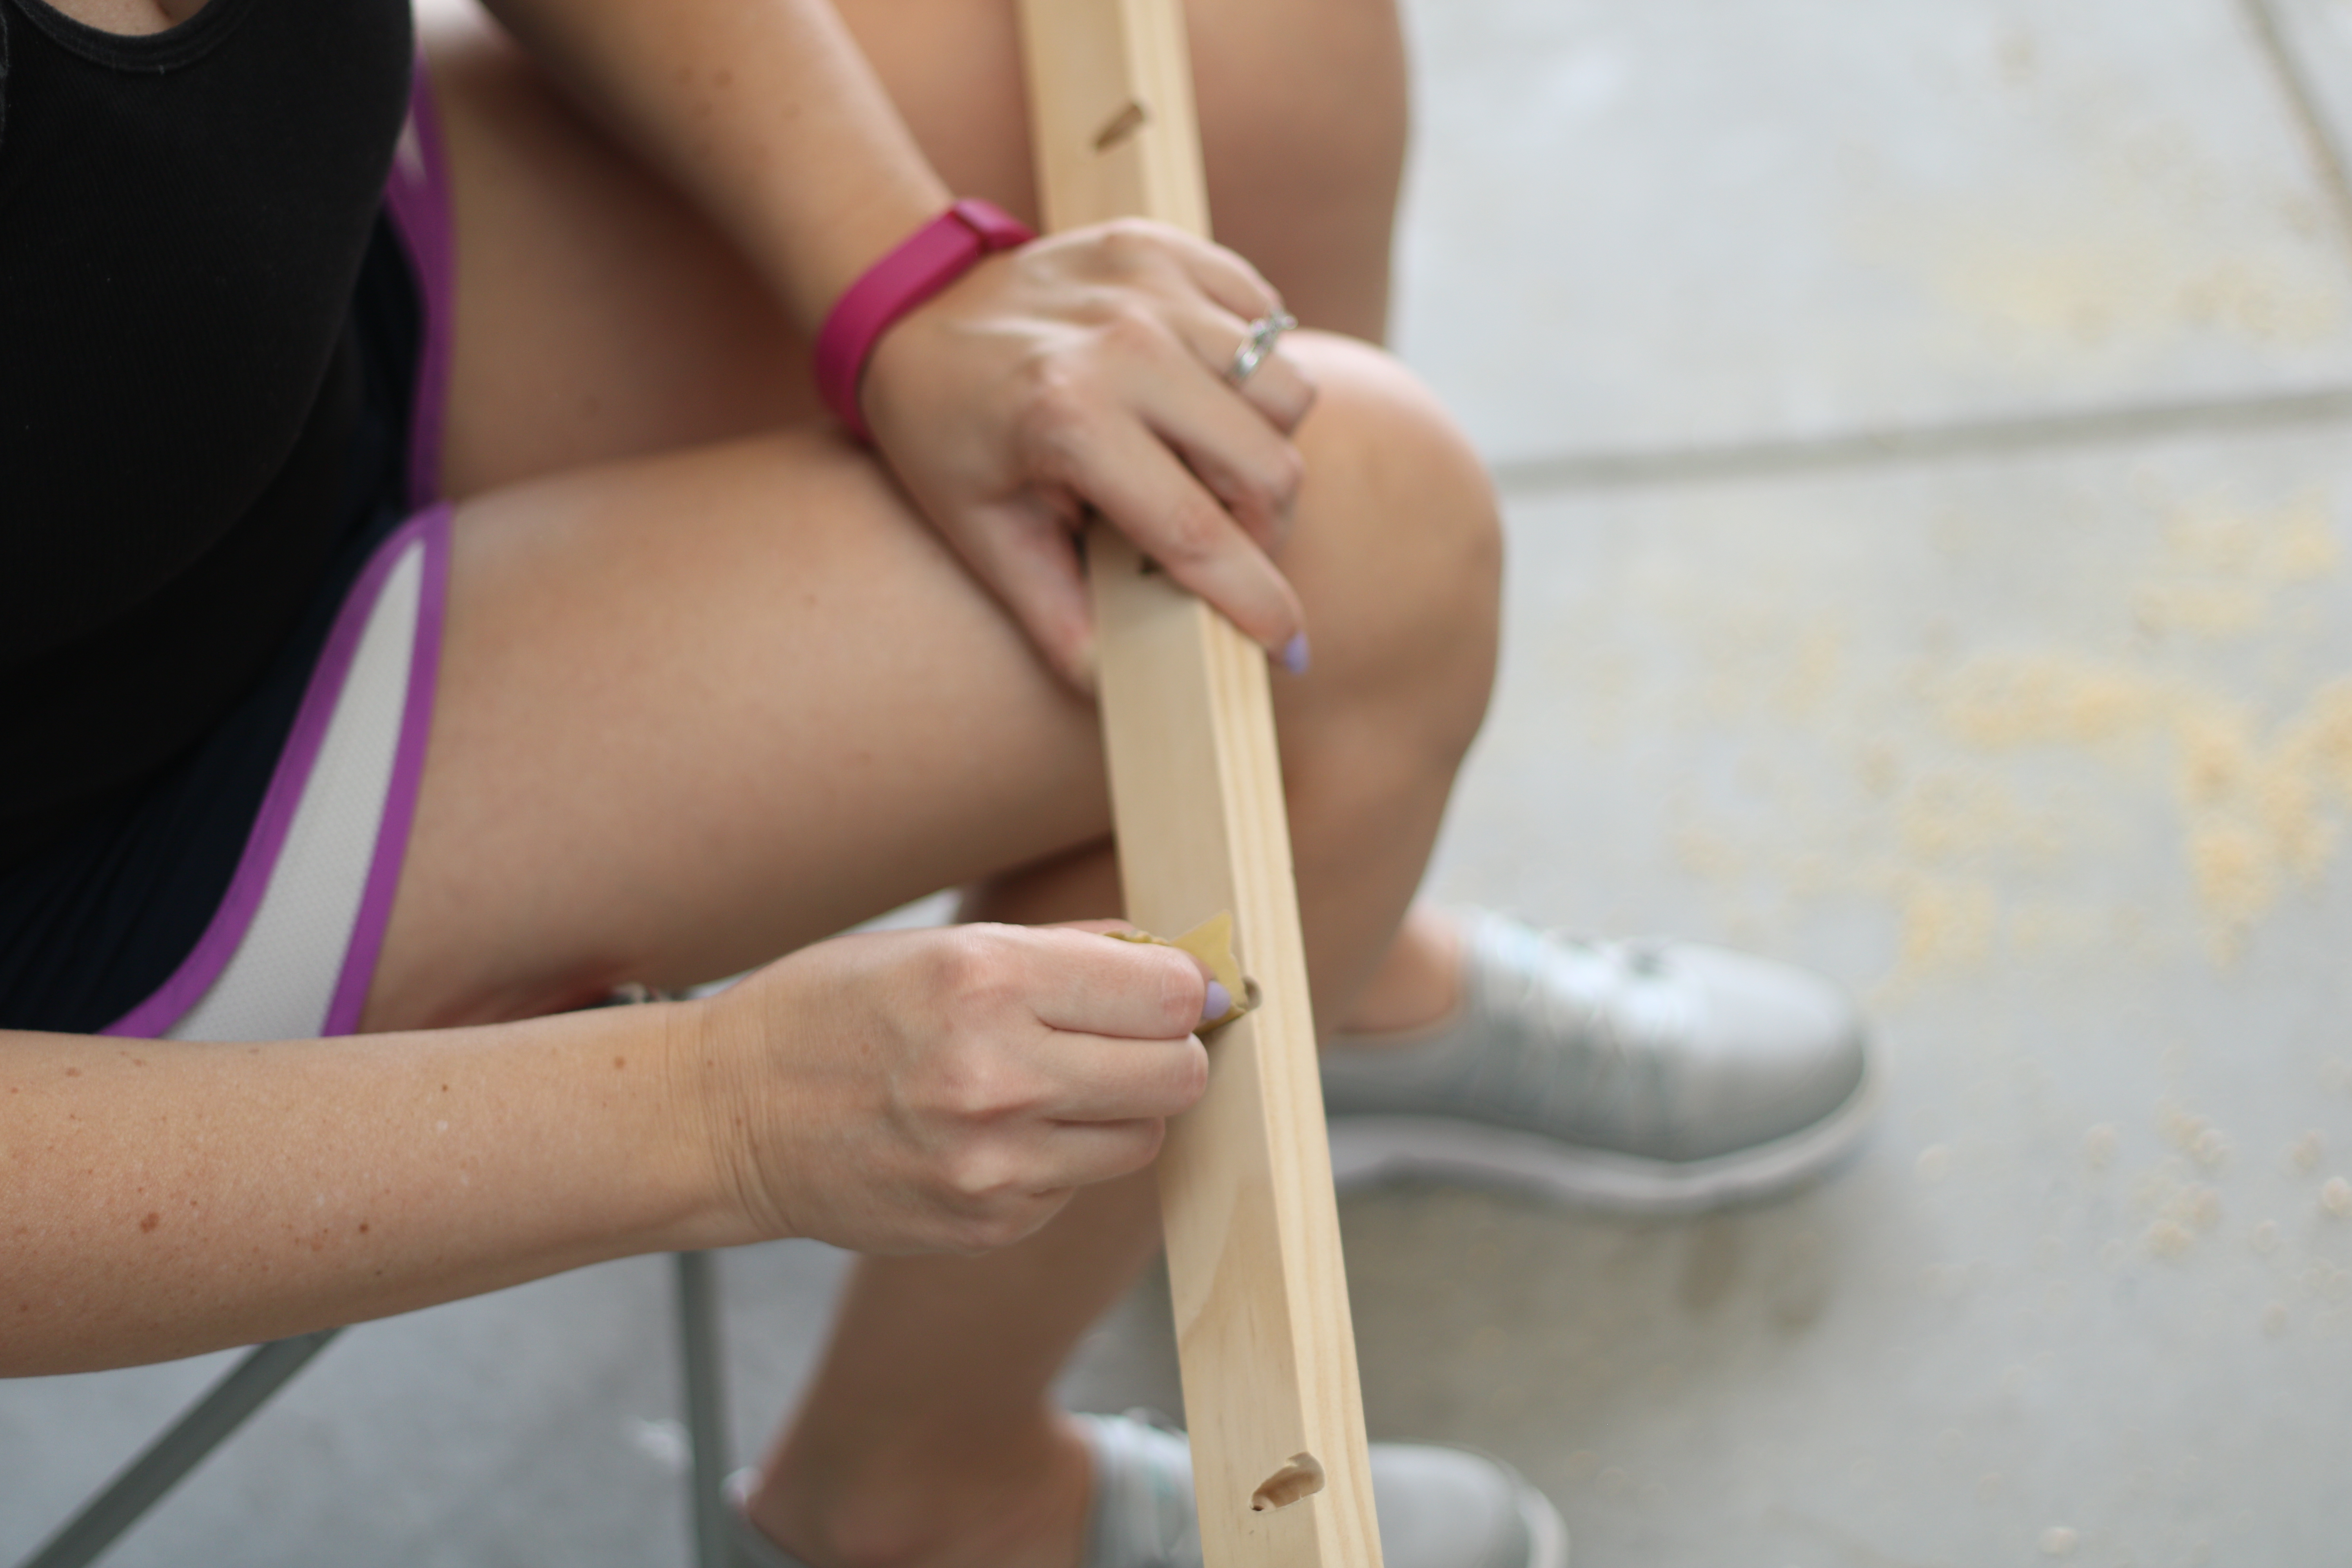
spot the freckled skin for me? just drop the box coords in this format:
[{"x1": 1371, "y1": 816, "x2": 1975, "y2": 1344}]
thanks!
[{"x1": 140, "y1": 1214, "x2": 160, "y2": 1233}]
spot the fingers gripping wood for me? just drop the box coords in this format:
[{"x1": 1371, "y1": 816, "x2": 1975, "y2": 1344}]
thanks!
[{"x1": 1014, "y1": 2, "x2": 1385, "y2": 1562}]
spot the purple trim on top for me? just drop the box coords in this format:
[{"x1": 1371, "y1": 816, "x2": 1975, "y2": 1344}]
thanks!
[
  {"x1": 101, "y1": 508, "x2": 448, "y2": 1039},
  {"x1": 323, "y1": 506, "x2": 451, "y2": 1035},
  {"x1": 384, "y1": 54, "x2": 455, "y2": 511}
]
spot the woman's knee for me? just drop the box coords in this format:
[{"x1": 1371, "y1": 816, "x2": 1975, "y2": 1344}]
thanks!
[{"x1": 1285, "y1": 335, "x2": 1502, "y2": 762}]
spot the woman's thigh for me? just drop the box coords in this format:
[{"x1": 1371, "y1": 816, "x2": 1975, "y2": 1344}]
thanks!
[
  {"x1": 361, "y1": 332, "x2": 1497, "y2": 1033},
  {"x1": 363, "y1": 429, "x2": 1107, "y2": 1031},
  {"x1": 421, "y1": 0, "x2": 1405, "y2": 498}
]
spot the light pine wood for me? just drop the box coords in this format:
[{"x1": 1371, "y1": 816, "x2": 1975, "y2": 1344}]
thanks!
[
  {"x1": 1018, "y1": 0, "x2": 1210, "y2": 239},
  {"x1": 1013, "y1": 0, "x2": 1384, "y2": 1562}
]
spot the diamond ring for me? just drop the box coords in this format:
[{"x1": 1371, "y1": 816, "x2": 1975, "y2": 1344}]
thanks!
[{"x1": 1227, "y1": 310, "x2": 1298, "y2": 384}]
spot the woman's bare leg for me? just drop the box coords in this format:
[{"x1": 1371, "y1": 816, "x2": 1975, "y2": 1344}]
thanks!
[
  {"x1": 368, "y1": 330, "x2": 1496, "y2": 1565},
  {"x1": 405, "y1": 15, "x2": 1480, "y2": 1566},
  {"x1": 424, "y1": 0, "x2": 1455, "y2": 1020},
  {"x1": 747, "y1": 346, "x2": 1492, "y2": 1565},
  {"x1": 756, "y1": 1172, "x2": 1161, "y2": 1568}
]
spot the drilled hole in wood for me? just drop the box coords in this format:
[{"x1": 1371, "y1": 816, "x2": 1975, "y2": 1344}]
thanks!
[
  {"x1": 1093, "y1": 98, "x2": 1151, "y2": 151},
  {"x1": 1249, "y1": 1452, "x2": 1325, "y2": 1512},
  {"x1": 1241, "y1": 976, "x2": 1264, "y2": 1012}
]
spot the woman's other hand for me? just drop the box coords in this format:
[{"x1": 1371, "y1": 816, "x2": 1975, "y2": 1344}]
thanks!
[
  {"x1": 694, "y1": 923, "x2": 1212, "y2": 1254},
  {"x1": 860, "y1": 220, "x2": 1318, "y2": 688}
]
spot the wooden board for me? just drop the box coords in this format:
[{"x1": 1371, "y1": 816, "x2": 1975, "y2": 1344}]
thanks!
[{"x1": 1013, "y1": 1, "x2": 1385, "y2": 1563}]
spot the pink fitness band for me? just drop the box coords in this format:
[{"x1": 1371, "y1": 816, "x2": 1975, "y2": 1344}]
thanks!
[{"x1": 814, "y1": 198, "x2": 1037, "y2": 443}]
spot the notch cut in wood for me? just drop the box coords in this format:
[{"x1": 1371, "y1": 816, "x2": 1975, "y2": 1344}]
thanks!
[
  {"x1": 1250, "y1": 1453, "x2": 1327, "y2": 1513},
  {"x1": 1093, "y1": 98, "x2": 1151, "y2": 151},
  {"x1": 1015, "y1": 0, "x2": 1385, "y2": 1563}
]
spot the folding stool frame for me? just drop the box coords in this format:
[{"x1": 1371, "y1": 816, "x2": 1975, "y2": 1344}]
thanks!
[{"x1": 14, "y1": 1252, "x2": 738, "y2": 1568}]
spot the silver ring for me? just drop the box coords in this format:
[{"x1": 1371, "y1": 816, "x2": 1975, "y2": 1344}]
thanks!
[{"x1": 1227, "y1": 310, "x2": 1298, "y2": 384}]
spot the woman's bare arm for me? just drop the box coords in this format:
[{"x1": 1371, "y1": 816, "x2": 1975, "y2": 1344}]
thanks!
[
  {"x1": 1, "y1": 926, "x2": 1207, "y2": 1377},
  {"x1": 1, "y1": 1002, "x2": 730, "y2": 1375},
  {"x1": 476, "y1": 0, "x2": 948, "y2": 334},
  {"x1": 474, "y1": 0, "x2": 1321, "y2": 687}
]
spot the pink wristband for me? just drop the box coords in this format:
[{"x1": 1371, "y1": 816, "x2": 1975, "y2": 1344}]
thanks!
[{"x1": 814, "y1": 198, "x2": 1037, "y2": 444}]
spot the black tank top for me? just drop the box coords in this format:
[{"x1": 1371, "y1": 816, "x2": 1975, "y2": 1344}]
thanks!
[{"x1": 0, "y1": 0, "x2": 414, "y2": 864}]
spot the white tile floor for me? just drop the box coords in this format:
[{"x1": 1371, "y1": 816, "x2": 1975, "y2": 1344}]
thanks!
[{"x1": 8, "y1": 2, "x2": 2352, "y2": 1565}]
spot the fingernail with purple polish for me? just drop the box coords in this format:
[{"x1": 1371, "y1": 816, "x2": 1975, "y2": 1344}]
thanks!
[
  {"x1": 1201, "y1": 980, "x2": 1232, "y2": 1024},
  {"x1": 1279, "y1": 633, "x2": 1311, "y2": 675}
]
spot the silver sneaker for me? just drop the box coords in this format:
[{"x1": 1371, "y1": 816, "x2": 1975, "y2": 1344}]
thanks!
[
  {"x1": 726, "y1": 1414, "x2": 1570, "y2": 1568},
  {"x1": 1081, "y1": 1411, "x2": 1567, "y2": 1568},
  {"x1": 1322, "y1": 909, "x2": 1876, "y2": 1213}
]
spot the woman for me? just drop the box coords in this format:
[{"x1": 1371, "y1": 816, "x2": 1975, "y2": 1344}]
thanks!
[{"x1": 0, "y1": 0, "x2": 1869, "y2": 1559}]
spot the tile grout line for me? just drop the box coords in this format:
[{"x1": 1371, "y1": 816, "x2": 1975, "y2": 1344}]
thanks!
[
  {"x1": 1489, "y1": 385, "x2": 2352, "y2": 497},
  {"x1": 2236, "y1": 0, "x2": 2352, "y2": 261}
]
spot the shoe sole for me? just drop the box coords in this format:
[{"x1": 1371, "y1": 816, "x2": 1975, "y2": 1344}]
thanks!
[
  {"x1": 1325, "y1": 1060, "x2": 1880, "y2": 1216},
  {"x1": 1520, "y1": 1476, "x2": 1571, "y2": 1568}
]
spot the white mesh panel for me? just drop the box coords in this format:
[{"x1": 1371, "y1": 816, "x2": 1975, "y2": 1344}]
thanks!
[{"x1": 169, "y1": 543, "x2": 424, "y2": 1043}]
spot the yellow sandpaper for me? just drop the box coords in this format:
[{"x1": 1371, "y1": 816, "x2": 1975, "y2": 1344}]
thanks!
[{"x1": 1105, "y1": 911, "x2": 1252, "y2": 1029}]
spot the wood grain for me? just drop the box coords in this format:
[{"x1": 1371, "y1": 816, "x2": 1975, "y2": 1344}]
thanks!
[{"x1": 1013, "y1": 0, "x2": 1384, "y2": 1561}]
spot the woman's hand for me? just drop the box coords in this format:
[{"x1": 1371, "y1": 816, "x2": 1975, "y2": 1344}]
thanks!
[
  {"x1": 860, "y1": 220, "x2": 1319, "y2": 688},
  {"x1": 694, "y1": 923, "x2": 1213, "y2": 1254},
  {"x1": 475, "y1": 0, "x2": 1312, "y2": 686}
]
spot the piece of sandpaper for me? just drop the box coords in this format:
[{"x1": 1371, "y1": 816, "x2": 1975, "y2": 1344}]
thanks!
[{"x1": 1105, "y1": 911, "x2": 1252, "y2": 1030}]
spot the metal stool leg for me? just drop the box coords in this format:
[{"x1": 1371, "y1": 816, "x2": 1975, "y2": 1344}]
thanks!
[
  {"x1": 15, "y1": 1329, "x2": 342, "y2": 1568},
  {"x1": 673, "y1": 1251, "x2": 734, "y2": 1568}
]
